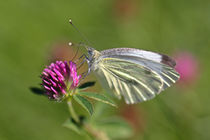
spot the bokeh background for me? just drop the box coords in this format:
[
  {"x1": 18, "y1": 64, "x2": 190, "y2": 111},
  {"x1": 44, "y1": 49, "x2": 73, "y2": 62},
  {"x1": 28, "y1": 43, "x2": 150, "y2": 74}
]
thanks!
[{"x1": 0, "y1": 0, "x2": 210, "y2": 139}]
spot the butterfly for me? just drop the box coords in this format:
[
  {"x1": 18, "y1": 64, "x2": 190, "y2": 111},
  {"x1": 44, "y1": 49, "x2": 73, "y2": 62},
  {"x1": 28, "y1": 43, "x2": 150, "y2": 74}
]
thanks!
[
  {"x1": 68, "y1": 20, "x2": 179, "y2": 104},
  {"x1": 83, "y1": 47, "x2": 180, "y2": 104}
]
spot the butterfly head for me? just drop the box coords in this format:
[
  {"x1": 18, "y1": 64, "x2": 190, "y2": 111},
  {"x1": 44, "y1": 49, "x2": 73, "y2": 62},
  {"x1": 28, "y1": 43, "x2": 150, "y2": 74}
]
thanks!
[
  {"x1": 87, "y1": 47, "x2": 95, "y2": 58},
  {"x1": 86, "y1": 47, "x2": 99, "y2": 59}
]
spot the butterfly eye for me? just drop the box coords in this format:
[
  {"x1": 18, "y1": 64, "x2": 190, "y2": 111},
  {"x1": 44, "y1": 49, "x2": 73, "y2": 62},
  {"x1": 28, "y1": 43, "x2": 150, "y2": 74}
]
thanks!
[
  {"x1": 88, "y1": 50, "x2": 91, "y2": 54},
  {"x1": 88, "y1": 48, "x2": 94, "y2": 56}
]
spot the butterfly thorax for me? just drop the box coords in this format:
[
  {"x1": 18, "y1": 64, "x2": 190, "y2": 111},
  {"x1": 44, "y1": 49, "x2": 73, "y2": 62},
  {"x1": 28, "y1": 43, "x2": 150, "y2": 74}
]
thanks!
[{"x1": 87, "y1": 47, "x2": 101, "y2": 71}]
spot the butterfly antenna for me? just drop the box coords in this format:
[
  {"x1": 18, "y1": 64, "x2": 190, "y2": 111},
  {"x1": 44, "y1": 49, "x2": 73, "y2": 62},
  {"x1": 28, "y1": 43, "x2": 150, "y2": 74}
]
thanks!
[{"x1": 69, "y1": 19, "x2": 93, "y2": 46}]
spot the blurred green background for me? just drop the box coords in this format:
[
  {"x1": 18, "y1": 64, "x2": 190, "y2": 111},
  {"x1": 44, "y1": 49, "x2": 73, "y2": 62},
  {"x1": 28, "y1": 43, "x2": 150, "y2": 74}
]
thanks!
[{"x1": 0, "y1": 0, "x2": 210, "y2": 139}]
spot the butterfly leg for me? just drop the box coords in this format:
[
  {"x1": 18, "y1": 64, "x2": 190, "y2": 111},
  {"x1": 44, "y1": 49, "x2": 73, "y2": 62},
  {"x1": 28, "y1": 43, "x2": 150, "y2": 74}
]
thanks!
[
  {"x1": 79, "y1": 57, "x2": 91, "y2": 79},
  {"x1": 77, "y1": 58, "x2": 87, "y2": 70},
  {"x1": 74, "y1": 54, "x2": 86, "y2": 63},
  {"x1": 78, "y1": 68, "x2": 91, "y2": 85},
  {"x1": 75, "y1": 54, "x2": 91, "y2": 85}
]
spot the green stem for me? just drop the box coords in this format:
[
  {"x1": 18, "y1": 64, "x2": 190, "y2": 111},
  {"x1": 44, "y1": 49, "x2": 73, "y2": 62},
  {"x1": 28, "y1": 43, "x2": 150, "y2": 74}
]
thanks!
[
  {"x1": 67, "y1": 97, "x2": 109, "y2": 140},
  {"x1": 84, "y1": 124, "x2": 110, "y2": 140},
  {"x1": 67, "y1": 98, "x2": 79, "y2": 123}
]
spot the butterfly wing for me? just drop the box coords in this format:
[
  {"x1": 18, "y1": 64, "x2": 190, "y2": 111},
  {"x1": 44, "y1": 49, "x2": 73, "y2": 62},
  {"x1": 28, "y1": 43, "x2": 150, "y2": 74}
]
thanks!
[{"x1": 92, "y1": 48, "x2": 179, "y2": 104}]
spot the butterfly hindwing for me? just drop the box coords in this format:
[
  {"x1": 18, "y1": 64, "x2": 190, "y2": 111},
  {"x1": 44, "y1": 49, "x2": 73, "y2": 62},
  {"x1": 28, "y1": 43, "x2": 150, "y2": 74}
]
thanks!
[{"x1": 94, "y1": 58, "x2": 164, "y2": 104}]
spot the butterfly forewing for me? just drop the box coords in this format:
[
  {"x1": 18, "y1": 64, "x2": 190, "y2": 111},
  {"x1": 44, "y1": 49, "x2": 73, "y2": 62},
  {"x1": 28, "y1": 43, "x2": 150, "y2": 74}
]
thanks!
[
  {"x1": 100, "y1": 48, "x2": 176, "y2": 67},
  {"x1": 101, "y1": 48, "x2": 179, "y2": 88}
]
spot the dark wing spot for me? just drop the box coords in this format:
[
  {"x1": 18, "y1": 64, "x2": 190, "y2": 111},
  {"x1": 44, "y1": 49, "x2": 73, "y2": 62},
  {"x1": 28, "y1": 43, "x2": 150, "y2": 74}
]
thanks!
[{"x1": 161, "y1": 55, "x2": 176, "y2": 68}]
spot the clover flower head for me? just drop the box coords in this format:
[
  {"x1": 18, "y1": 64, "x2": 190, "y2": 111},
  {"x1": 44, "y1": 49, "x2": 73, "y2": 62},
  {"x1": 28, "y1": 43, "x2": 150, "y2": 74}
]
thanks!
[{"x1": 41, "y1": 61, "x2": 81, "y2": 100}]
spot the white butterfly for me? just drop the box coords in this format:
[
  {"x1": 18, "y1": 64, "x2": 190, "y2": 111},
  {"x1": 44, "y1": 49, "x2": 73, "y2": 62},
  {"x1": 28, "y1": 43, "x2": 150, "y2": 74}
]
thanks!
[{"x1": 83, "y1": 47, "x2": 179, "y2": 104}]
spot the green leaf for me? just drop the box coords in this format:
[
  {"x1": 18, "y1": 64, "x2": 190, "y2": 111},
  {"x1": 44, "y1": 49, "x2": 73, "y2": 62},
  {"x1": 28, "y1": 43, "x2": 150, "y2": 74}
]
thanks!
[
  {"x1": 96, "y1": 117, "x2": 133, "y2": 139},
  {"x1": 78, "y1": 92, "x2": 117, "y2": 107},
  {"x1": 73, "y1": 94, "x2": 93, "y2": 115},
  {"x1": 63, "y1": 117, "x2": 83, "y2": 135}
]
